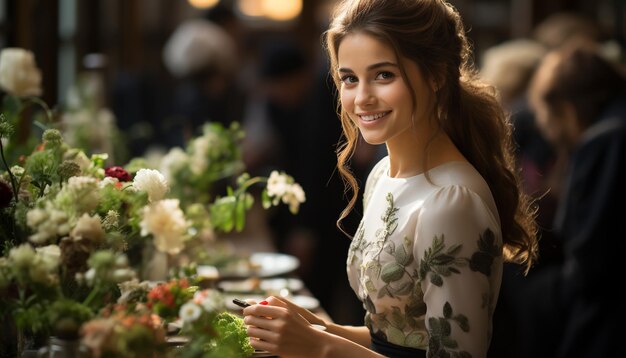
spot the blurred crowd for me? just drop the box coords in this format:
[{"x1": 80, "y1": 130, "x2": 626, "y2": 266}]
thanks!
[{"x1": 107, "y1": 4, "x2": 625, "y2": 357}]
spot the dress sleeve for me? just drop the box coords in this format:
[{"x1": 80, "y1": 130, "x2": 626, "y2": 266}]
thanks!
[{"x1": 414, "y1": 185, "x2": 502, "y2": 358}]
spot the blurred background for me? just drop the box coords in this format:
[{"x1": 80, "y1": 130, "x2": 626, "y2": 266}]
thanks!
[{"x1": 1, "y1": 0, "x2": 625, "y2": 354}]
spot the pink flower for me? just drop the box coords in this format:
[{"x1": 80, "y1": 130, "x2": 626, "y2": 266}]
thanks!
[{"x1": 104, "y1": 166, "x2": 132, "y2": 182}]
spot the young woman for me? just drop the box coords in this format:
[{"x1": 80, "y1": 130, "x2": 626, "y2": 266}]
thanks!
[{"x1": 243, "y1": 0, "x2": 538, "y2": 357}]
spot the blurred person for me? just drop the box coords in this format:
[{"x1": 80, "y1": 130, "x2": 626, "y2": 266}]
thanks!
[
  {"x1": 522, "y1": 40, "x2": 626, "y2": 358},
  {"x1": 162, "y1": 17, "x2": 245, "y2": 145},
  {"x1": 241, "y1": 0, "x2": 538, "y2": 357},
  {"x1": 480, "y1": 38, "x2": 561, "y2": 358},
  {"x1": 533, "y1": 12, "x2": 606, "y2": 50}
]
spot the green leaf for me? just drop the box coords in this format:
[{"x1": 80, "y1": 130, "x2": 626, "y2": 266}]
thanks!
[
  {"x1": 395, "y1": 245, "x2": 409, "y2": 266},
  {"x1": 443, "y1": 302, "x2": 452, "y2": 318},
  {"x1": 381, "y1": 261, "x2": 404, "y2": 283},
  {"x1": 234, "y1": 196, "x2": 246, "y2": 232},
  {"x1": 454, "y1": 314, "x2": 470, "y2": 332},
  {"x1": 390, "y1": 306, "x2": 406, "y2": 329},
  {"x1": 261, "y1": 189, "x2": 271, "y2": 209},
  {"x1": 386, "y1": 325, "x2": 405, "y2": 345},
  {"x1": 405, "y1": 332, "x2": 426, "y2": 347},
  {"x1": 430, "y1": 273, "x2": 443, "y2": 287}
]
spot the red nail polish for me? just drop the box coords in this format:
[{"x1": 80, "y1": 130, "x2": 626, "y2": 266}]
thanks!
[{"x1": 260, "y1": 300, "x2": 268, "y2": 305}]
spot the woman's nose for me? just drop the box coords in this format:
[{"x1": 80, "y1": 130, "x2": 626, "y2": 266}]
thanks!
[{"x1": 355, "y1": 84, "x2": 375, "y2": 107}]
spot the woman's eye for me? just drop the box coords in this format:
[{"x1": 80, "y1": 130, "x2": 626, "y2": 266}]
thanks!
[
  {"x1": 376, "y1": 71, "x2": 394, "y2": 80},
  {"x1": 340, "y1": 75, "x2": 358, "y2": 84}
]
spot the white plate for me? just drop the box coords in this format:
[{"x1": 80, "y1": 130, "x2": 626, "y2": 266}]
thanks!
[
  {"x1": 289, "y1": 295, "x2": 320, "y2": 310},
  {"x1": 218, "y1": 252, "x2": 300, "y2": 278},
  {"x1": 218, "y1": 278, "x2": 304, "y2": 294}
]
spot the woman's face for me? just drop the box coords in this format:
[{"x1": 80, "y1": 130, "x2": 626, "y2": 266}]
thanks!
[{"x1": 337, "y1": 32, "x2": 435, "y2": 147}]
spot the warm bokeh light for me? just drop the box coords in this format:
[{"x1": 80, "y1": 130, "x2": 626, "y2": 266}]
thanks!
[
  {"x1": 188, "y1": 0, "x2": 219, "y2": 10},
  {"x1": 237, "y1": 0, "x2": 265, "y2": 17},
  {"x1": 262, "y1": 0, "x2": 302, "y2": 21}
]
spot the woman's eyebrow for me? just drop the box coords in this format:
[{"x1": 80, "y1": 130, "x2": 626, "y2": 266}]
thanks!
[{"x1": 338, "y1": 61, "x2": 399, "y2": 73}]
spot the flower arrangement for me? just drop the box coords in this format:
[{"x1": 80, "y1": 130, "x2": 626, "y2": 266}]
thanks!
[
  {"x1": 146, "y1": 278, "x2": 197, "y2": 323},
  {"x1": 80, "y1": 305, "x2": 167, "y2": 358},
  {"x1": 0, "y1": 47, "x2": 306, "y2": 356},
  {"x1": 177, "y1": 289, "x2": 255, "y2": 358}
]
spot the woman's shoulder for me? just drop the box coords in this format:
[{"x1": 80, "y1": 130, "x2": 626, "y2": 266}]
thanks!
[{"x1": 424, "y1": 162, "x2": 500, "y2": 226}]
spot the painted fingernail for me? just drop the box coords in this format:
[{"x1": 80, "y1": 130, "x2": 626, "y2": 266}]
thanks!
[{"x1": 260, "y1": 300, "x2": 268, "y2": 305}]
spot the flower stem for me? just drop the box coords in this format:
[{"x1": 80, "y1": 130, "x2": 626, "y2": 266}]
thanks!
[
  {"x1": 82, "y1": 285, "x2": 100, "y2": 308},
  {"x1": 233, "y1": 177, "x2": 267, "y2": 197},
  {"x1": 24, "y1": 96, "x2": 54, "y2": 125},
  {"x1": 0, "y1": 135, "x2": 19, "y2": 205}
]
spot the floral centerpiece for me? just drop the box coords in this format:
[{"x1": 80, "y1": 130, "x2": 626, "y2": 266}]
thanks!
[{"x1": 0, "y1": 47, "x2": 306, "y2": 357}]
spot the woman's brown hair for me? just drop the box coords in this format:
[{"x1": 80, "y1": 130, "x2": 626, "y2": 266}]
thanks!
[{"x1": 325, "y1": 0, "x2": 538, "y2": 272}]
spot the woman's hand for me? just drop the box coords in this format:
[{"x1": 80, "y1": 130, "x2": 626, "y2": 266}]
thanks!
[{"x1": 242, "y1": 296, "x2": 327, "y2": 357}]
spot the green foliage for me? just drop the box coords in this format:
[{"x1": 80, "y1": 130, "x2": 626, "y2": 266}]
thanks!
[{"x1": 179, "y1": 311, "x2": 254, "y2": 358}]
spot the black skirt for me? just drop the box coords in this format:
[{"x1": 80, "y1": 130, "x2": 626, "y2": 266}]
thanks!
[{"x1": 370, "y1": 332, "x2": 427, "y2": 358}]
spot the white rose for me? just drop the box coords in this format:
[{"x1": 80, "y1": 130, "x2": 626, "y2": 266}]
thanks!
[
  {"x1": 0, "y1": 48, "x2": 42, "y2": 97},
  {"x1": 140, "y1": 199, "x2": 188, "y2": 254},
  {"x1": 133, "y1": 169, "x2": 169, "y2": 202}
]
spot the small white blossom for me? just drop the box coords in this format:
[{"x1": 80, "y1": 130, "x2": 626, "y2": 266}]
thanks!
[
  {"x1": 266, "y1": 171, "x2": 290, "y2": 198},
  {"x1": 282, "y1": 183, "x2": 306, "y2": 214},
  {"x1": 180, "y1": 302, "x2": 202, "y2": 323},
  {"x1": 102, "y1": 210, "x2": 119, "y2": 230},
  {"x1": 133, "y1": 169, "x2": 169, "y2": 202}
]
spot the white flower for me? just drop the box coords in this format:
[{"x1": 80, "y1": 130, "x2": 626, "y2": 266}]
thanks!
[
  {"x1": 133, "y1": 169, "x2": 169, "y2": 202},
  {"x1": 35, "y1": 245, "x2": 61, "y2": 270},
  {"x1": 180, "y1": 302, "x2": 202, "y2": 323},
  {"x1": 9, "y1": 244, "x2": 36, "y2": 268},
  {"x1": 189, "y1": 136, "x2": 210, "y2": 175},
  {"x1": 58, "y1": 176, "x2": 100, "y2": 214},
  {"x1": 160, "y1": 147, "x2": 188, "y2": 182},
  {"x1": 84, "y1": 268, "x2": 96, "y2": 285},
  {"x1": 140, "y1": 199, "x2": 188, "y2": 254},
  {"x1": 27, "y1": 202, "x2": 70, "y2": 244},
  {"x1": 102, "y1": 210, "x2": 119, "y2": 230},
  {"x1": 282, "y1": 183, "x2": 306, "y2": 214},
  {"x1": 71, "y1": 213, "x2": 105, "y2": 244},
  {"x1": 265, "y1": 171, "x2": 306, "y2": 213},
  {"x1": 99, "y1": 176, "x2": 119, "y2": 188},
  {"x1": 0, "y1": 48, "x2": 42, "y2": 97},
  {"x1": 193, "y1": 289, "x2": 225, "y2": 312},
  {"x1": 266, "y1": 171, "x2": 290, "y2": 198}
]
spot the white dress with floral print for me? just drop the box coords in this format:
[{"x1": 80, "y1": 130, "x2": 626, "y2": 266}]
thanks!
[{"x1": 347, "y1": 156, "x2": 503, "y2": 358}]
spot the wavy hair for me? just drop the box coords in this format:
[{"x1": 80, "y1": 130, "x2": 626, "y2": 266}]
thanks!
[{"x1": 325, "y1": 0, "x2": 538, "y2": 272}]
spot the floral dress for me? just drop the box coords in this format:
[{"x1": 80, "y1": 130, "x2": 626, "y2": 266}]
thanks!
[{"x1": 347, "y1": 157, "x2": 503, "y2": 358}]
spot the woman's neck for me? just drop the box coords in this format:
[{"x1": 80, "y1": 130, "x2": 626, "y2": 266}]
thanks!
[{"x1": 386, "y1": 129, "x2": 465, "y2": 178}]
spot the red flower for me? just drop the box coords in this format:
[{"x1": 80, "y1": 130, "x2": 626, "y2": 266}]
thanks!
[
  {"x1": 105, "y1": 166, "x2": 132, "y2": 182},
  {"x1": 0, "y1": 179, "x2": 12, "y2": 208}
]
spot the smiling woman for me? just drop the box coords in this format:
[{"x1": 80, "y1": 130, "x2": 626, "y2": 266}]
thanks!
[{"x1": 241, "y1": 0, "x2": 539, "y2": 357}]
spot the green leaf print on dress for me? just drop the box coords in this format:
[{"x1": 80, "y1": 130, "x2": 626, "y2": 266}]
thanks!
[
  {"x1": 428, "y1": 302, "x2": 472, "y2": 358},
  {"x1": 469, "y1": 228, "x2": 501, "y2": 276},
  {"x1": 361, "y1": 193, "x2": 427, "y2": 348},
  {"x1": 418, "y1": 235, "x2": 466, "y2": 286}
]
